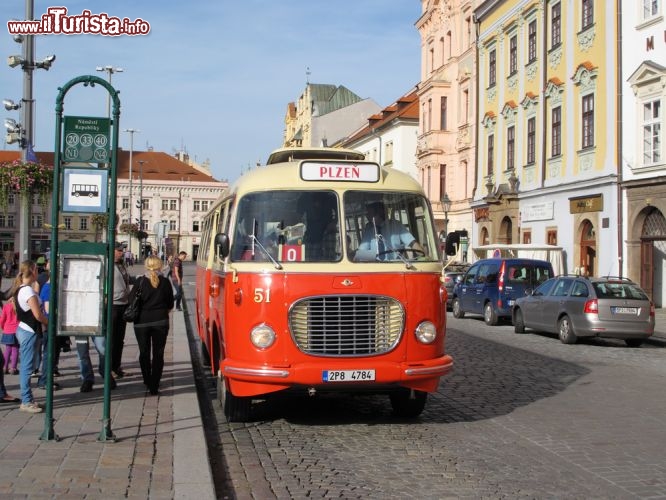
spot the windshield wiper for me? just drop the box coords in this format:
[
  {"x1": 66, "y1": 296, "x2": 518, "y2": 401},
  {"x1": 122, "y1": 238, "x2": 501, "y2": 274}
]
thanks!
[
  {"x1": 375, "y1": 234, "x2": 416, "y2": 270},
  {"x1": 249, "y1": 235, "x2": 283, "y2": 270}
]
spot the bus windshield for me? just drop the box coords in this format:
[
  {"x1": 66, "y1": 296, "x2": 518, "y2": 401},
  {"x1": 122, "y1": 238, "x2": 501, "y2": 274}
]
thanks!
[{"x1": 230, "y1": 190, "x2": 438, "y2": 263}]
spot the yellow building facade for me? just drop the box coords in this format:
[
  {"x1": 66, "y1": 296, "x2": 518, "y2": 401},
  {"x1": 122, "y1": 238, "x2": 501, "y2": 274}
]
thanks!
[{"x1": 473, "y1": 0, "x2": 620, "y2": 276}]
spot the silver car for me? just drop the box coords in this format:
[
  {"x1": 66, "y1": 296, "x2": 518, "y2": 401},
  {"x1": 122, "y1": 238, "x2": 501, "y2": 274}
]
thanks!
[{"x1": 512, "y1": 276, "x2": 655, "y2": 347}]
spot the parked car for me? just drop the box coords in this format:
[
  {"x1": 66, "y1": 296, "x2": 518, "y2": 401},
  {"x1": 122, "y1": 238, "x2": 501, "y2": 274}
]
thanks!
[
  {"x1": 512, "y1": 276, "x2": 655, "y2": 347},
  {"x1": 443, "y1": 263, "x2": 469, "y2": 310},
  {"x1": 451, "y1": 258, "x2": 554, "y2": 325}
]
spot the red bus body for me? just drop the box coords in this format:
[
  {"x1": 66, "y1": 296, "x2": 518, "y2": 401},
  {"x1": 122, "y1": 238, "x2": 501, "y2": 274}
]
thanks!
[{"x1": 195, "y1": 148, "x2": 453, "y2": 421}]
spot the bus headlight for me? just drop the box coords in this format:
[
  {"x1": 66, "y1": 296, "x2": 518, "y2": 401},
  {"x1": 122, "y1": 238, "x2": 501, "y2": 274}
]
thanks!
[
  {"x1": 250, "y1": 324, "x2": 276, "y2": 349},
  {"x1": 414, "y1": 321, "x2": 437, "y2": 344}
]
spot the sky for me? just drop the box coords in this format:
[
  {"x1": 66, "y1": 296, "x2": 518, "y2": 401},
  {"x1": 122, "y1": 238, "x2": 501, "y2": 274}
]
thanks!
[{"x1": 1, "y1": 1, "x2": 422, "y2": 183}]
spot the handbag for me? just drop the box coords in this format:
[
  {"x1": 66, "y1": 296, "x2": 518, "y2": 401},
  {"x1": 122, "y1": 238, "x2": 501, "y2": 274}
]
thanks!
[{"x1": 123, "y1": 278, "x2": 143, "y2": 323}]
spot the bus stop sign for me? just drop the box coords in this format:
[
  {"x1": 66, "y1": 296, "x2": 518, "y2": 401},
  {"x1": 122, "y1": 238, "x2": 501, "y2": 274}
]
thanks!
[{"x1": 63, "y1": 116, "x2": 110, "y2": 163}]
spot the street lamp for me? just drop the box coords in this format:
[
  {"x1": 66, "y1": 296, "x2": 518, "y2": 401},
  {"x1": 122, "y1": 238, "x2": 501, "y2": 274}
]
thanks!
[
  {"x1": 124, "y1": 128, "x2": 140, "y2": 257},
  {"x1": 440, "y1": 192, "x2": 451, "y2": 238},
  {"x1": 96, "y1": 65, "x2": 123, "y2": 119},
  {"x1": 138, "y1": 160, "x2": 145, "y2": 259}
]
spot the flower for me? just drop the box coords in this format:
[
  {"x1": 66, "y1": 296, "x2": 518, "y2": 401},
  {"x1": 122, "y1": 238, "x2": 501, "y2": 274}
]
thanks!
[{"x1": 0, "y1": 160, "x2": 54, "y2": 212}]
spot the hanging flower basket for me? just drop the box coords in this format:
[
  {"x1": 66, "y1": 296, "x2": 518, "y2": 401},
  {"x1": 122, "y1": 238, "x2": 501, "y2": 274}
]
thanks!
[{"x1": 0, "y1": 160, "x2": 54, "y2": 213}]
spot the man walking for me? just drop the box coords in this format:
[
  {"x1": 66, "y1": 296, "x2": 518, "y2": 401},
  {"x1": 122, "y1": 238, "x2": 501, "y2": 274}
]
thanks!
[
  {"x1": 111, "y1": 242, "x2": 131, "y2": 379},
  {"x1": 172, "y1": 251, "x2": 186, "y2": 311}
]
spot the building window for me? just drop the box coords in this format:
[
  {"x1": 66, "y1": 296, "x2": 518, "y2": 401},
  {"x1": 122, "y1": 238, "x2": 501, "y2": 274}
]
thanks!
[
  {"x1": 552, "y1": 3, "x2": 561, "y2": 47},
  {"x1": 489, "y1": 49, "x2": 496, "y2": 87},
  {"x1": 528, "y1": 20, "x2": 537, "y2": 63},
  {"x1": 193, "y1": 200, "x2": 201, "y2": 212},
  {"x1": 202, "y1": 200, "x2": 210, "y2": 212},
  {"x1": 547, "y1": 229, "x2": 558, "y2": 245},
  {"x1": 64, "y1": 217, "x2": 72, "y2": 230},
  {"x1": 643, "y1": 99, "x2": 661, "y2": 165},
  {"x1": 440, "y1": 96, "x2": 448, "y2": 130},
  {"x1": 509, "y1": 35, "x2": 517, "y2": 75},
  {"x1": 582, "y1": 94, "x2": 595, "y2": 148},
  {"x1": 169, "y1": 220, "x2": 177, "y2": 231},
  {"x1": 161, "y1": 199, "x2": 169, "y2": 210},
  {"x1": 527, "y1": 117, "x2": 536, "y2": 164},
  {"x1": 140, "y1": 219, "x2": 148, "y2": 231},
  {"x1": 170, "y1": 199, "x2": 177, "y2": 210},
  {"x1": 8, "y1": 194, "x2": 15, "y2": 206},
  {"x1": 0, "y1": 215, "x2": 5, "y2": 227},
  {"x1": 122, "y1": 198, "x2": 129, "y2": 209},
  {"x1": 487, "y1": 134, "x2": 495, "y2": 176},
  {"x1": 192, "y1": 220, "x2": 200, "y2": 232},
  {"x1": 552, "y1": 106, "x2": 562, "y2": 156},
  {"x1": 643, "y1": 0, "x2": 660, "y2": 20},
  {"x1": 440, "y1": 164, "x2": 446, "y2": 198},
  {"x1": 7, "y1": 215, "x2": 14, "y2": 228},
  {"x1": 522, "y1": 230, "x2": 532, "y2": 244},
  {"x1": 141, "y1": 199, "x2": 149, "y2": 210},
  {"x1": 507, "y1": 125, "x2": 515, "y2": 170},
  {"x1": 582, "y1": 0, "x2": 594, "y2": 29},
  {"x1": 428, "y1": 98, "x2": 433, "y2": 131},
  {"x1": 79, "y1": 217, "x2": 88, "y2": 231},
  {"x1": 31, "y1": 215, "x2": 43, "y2": 229}
]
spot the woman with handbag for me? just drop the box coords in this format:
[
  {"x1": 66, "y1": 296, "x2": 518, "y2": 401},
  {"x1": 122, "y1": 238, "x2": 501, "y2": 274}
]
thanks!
[{"x1": 128, "y1": 255, "x2": 174, "y2": 395}]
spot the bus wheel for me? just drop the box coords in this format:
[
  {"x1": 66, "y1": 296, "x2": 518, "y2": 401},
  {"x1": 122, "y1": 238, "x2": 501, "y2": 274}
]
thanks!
[
  {"x1": 199, "y1": 340, "x2": 211, "y2": 367},
  {"x1": 389, "y1": 388, "x2": 427, "y2": 418},
  {"x1": 217, "y1": 375, "x2": 251, "y2": 422}
]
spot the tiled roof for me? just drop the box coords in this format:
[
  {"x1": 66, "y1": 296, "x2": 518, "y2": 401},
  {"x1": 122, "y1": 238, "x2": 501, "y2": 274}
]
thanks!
[
  {"x1": 338, "y1": 88, "x2": 419, "y2": 145},
  {"x1": 0, "y1": 150, "x2": 221, "y2": 183}
]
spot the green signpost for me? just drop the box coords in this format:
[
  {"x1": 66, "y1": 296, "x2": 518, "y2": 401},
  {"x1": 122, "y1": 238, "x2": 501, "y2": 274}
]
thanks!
[{"x1": 41, "y1": 75, "x2": 120, "y2": 442}]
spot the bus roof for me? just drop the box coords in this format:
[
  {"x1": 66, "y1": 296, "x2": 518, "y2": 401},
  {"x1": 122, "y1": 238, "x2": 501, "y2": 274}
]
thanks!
[
  {"x1": 228, "y1": 154, "x2": 424, "y2": 195},
  {"x1": 266, "y1": 147, "x2": 366, "y2": 165}
]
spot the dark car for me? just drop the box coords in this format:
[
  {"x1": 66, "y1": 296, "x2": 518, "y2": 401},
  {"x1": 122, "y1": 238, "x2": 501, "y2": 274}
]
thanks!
[
  {"x1": 512, "y1": 276, "x2": 655, "y2": 347},
  {"x1": 451, "y1": 258, "x2": 554, "y2": 325},
  {"x1": 443, "y1": 263, "x2": 469, "y2": 310}
]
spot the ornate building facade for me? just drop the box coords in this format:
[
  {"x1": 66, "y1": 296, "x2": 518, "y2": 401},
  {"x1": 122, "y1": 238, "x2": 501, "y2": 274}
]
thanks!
[
  {"x1": 473, "y1": 0, "x2": 620, "y2": 277},
  {"x1": 415, "y1": 0, "x2": 479, "y2": 240}
]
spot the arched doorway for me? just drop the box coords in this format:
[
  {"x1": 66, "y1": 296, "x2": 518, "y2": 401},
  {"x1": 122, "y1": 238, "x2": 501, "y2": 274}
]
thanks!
[
  {"x1": 579, "y1": 219, "x2": 596, "y2": 276},
  {"x1": 480, "y1": 227, "x2": 489, "y2": 246},
  {"x1": 640, "y1": 207, "x2": 666, "y2": 307},
  {"x1": 498, "y1": 216, "x2": 513, "y2": 244}
]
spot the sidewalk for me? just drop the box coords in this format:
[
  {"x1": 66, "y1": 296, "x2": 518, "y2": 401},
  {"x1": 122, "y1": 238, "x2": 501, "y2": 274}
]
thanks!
[
  {"x1": 650, "y1": 307, "x2": 666, "y2": 346},
  {"x1": 0, "y1": 301, "x2": 215, "y2": 498}
]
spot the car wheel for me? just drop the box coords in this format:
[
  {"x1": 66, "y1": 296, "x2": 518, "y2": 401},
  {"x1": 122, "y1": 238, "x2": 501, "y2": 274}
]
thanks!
[
  {"x1": 625, "y1": 338, "x2": 644, "y2": 348},
  {"x1": 558, "y1": 315, "x2": 577, "y2": 344},
  {"x1": 514, "y1": 308, "x2": 525, "y2": 333},
  {"x1": 389, "y1": 388, "x2": 427, "y2": 418},
  {"x1": 483, "y1": 302, "x2": 498, "y2": 326},
  {"x1": 452, "y1": 298, "x2": 465, "y2": 318}
]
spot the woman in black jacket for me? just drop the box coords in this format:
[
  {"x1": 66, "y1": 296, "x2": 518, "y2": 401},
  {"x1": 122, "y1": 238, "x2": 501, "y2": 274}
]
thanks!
[{"x1": 129, "y1": 255, "x2": 174, "y2": 395}]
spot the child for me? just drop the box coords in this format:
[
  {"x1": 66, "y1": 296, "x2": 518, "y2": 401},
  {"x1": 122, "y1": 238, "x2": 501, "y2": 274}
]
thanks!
[{"x1": 0, "y1": 297, "x2": 19, "y2": 375}]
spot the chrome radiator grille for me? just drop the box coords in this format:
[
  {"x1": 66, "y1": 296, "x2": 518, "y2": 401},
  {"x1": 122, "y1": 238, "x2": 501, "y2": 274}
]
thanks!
[{"x1": 289, "y1": 295, "x2": 404, "y2": 356}]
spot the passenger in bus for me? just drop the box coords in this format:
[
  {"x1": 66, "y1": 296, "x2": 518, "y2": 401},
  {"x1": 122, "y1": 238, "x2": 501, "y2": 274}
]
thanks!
[
  {"x1": 297, "y1": 193, "x2": 338, "y2": 261},
  {"x1": 356, "y1": 201, "x2": 424, "y2": 260}
]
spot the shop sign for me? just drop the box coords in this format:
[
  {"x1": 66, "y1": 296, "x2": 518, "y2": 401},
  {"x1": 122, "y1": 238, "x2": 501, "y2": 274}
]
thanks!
[
  {"x1": 569, "y1": 194, "x2": 603, "y2": 214},
  {"x1": 522, "y1": 202, "x2": 554, "y2": 222}
]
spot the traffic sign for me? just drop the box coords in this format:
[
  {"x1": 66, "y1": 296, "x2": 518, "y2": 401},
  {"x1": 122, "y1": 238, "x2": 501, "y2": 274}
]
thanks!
[{"x1": 63, "y1": 116, "x2": 110, "y2": 163}]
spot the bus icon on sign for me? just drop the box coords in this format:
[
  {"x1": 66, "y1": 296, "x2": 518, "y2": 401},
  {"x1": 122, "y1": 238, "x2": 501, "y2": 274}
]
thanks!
[{"x1": 71, "y1": 184, "x2": 99, "y2": 198}]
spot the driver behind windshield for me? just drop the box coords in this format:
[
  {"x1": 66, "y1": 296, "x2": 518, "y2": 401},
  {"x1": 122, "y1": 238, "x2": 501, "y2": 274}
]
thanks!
[{"x1": 356, "y1": 201, "x2": 424, "y2": 260}]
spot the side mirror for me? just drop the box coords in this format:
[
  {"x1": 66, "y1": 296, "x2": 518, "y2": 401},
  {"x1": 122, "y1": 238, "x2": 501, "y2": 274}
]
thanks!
[
  {"x1": 214, "y1": 233, "x2": 230, "y2": 259},
  {"x1": 456, "y1": 275, "x2": 463, "y2": 283}
]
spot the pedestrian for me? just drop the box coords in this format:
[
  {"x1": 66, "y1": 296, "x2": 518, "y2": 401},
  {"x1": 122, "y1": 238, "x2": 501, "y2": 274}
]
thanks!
[
  {"x1": 35, "y1": 273, "x2": 61, "y2": 390},
  {"x1": 14, "y1": 261, "x2": 48, "y2": 413},
  {"x1": 0, "y1": 296, "x2": 20, "y2": 375},
  {"x1": 75, "y1": 335, "x2": 116, "y2": 392},
  {"x1": 36, "y1": 256, "x2": 49, "y2": 289},
  {"x1": 130, "y1": 255, "x2": 174, "y2": 395},
  {"x1": 0, "y1": 349, "x2": 19, "y2": 405},
  {"x1": 111, "y1": 242, "x2": 131, "y2": 379},
  {"x1": 172, "y1": 250, "x2": 186, "y2": 311}
]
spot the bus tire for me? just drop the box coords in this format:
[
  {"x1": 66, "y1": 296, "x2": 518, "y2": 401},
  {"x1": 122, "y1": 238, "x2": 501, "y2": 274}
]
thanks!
[
  {"x1": 218, "y1": 376, "x2": 251, "y2": 422},
  {"x1": 389, "y1": 388, "x2": 427, "y2": 418},
  {"x1": 199, "y1": 340, "x2": 211, "y2": 367}
]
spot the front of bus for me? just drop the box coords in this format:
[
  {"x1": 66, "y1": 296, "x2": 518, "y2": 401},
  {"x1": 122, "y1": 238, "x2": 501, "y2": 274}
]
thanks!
[{"x1": 215, "y1": 157, "x2": 453, "y2": 421}]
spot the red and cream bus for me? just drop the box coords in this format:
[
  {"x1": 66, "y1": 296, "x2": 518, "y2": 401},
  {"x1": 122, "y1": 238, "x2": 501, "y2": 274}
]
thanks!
[{"x1": 195, "y1": 147, "x2": 453, "y2": 421}]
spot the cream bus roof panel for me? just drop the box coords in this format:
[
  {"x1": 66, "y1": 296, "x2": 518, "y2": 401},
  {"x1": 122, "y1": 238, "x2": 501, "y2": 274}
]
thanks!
[{"x1": 266, "y1": 147, "x2": 366, "y2": 165}]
